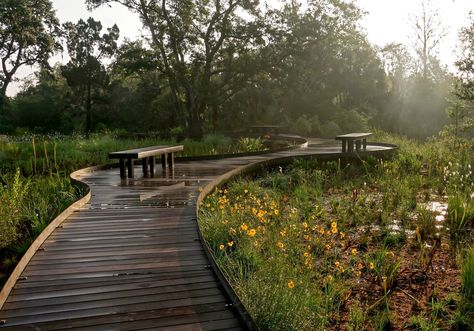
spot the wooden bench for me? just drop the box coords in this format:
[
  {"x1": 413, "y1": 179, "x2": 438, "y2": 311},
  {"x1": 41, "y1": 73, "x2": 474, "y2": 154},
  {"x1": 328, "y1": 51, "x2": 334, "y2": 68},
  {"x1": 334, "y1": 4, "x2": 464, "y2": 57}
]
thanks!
[
  {"x1": 109, "y1": 145, "x2": 184, "y2": 178},
  {"x1": 335, "y1": 133, "x2": 372, "y2": 153}
]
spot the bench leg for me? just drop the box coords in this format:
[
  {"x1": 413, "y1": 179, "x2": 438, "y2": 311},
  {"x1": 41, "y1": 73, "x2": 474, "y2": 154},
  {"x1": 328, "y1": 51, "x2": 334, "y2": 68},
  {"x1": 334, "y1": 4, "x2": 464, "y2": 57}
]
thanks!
[
  {"x1": 149, "y1": 156, "x2": 155, "y2": 176},
  {"x1": 127, "y1": 158, "x2": 135, "y2": 178},
  {"x1": 348, "y1": 139, "x2": 354, "y2": 152},
  {"x1": 167, "y1": 152, "x2": 174, "y2": 169},
  {"x1": 142, "y1": 157, "x2": 149, "y2": 176},
  {"x1": 161, "y1": 154, "x2": 167, "y2": 169},
  {"x1": 341, "y1": 140, "x2": 347, "y2": 153},
  {"x1": 119, "y1": 159, "x2": 126, "y2": 178},
  {"x1": 355, "y1": 140, "x2": 361, "y2": 151},
  {"x1": 363, "y1": 139, "x2": 367, "y2": 150}
]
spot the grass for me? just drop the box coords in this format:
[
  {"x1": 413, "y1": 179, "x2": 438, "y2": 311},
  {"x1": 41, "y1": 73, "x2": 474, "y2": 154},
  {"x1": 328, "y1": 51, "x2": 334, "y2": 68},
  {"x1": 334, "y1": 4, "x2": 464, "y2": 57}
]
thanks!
[
  {"x1": 0, "y1": 171, "x2": 80, "y2": 285},
  {"x1": 199, "y1": 133, "x2": 474, "y2": 330}
]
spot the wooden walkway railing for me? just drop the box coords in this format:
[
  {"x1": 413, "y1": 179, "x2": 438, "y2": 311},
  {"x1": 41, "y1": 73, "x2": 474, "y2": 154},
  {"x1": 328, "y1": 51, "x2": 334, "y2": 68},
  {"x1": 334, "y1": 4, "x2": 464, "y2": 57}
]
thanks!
[{"x1": 0, "y1": 139, "x2": 395, "y2": 330}]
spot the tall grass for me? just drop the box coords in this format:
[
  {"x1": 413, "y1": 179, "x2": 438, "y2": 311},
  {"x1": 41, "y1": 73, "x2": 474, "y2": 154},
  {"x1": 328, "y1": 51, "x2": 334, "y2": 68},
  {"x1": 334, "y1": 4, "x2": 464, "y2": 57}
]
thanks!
[
  {"x1": 200, "y1": 133, "x2": 474, "y2": 329},
  {"x1": 0, "y1": 171, "x2": 79, "y2": 285},
  {"x1": 463, "y1": 249, "x2": 474, "y2": 304}
]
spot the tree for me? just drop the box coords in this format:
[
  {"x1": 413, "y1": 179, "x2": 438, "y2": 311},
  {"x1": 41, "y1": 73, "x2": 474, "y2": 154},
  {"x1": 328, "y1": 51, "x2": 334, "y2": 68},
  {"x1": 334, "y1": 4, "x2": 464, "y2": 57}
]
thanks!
[
  {"x1": 411, "y1": 0, "x2": 446, "y2": 80},
  {"x1": 256, "y1": 0, "x2": 386, "y2": 133},
  {"x1": 12, "y1": 66, "x2": 74, "y2": 133},
  {"x1": 61, "y1": 18, "x2": 119, "y2": 133},
  {"x1": 0, "y1": 0, "x2": 61, "y2": 108},
  {"x1": 108, "y1": 40, "x2": 168, "y2": 132},
  {"x1": 451, "y1": 13, "x2": 474, "y2": 135},
  {"x1": 86, "y1": 0, "x2": 267, "y2": 138}
]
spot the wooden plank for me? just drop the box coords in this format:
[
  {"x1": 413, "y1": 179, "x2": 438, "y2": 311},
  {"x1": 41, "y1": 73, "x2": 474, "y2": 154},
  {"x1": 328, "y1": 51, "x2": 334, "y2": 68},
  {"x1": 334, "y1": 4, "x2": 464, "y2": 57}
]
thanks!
[
  {"x1": 1, "y1": 302, "x2": 231, "y2": 330},
  {"x1": 12, "y1": 270, "x2": 213, "y2": 293},
  {"x1": 32, "y1": 243, "x2": 203, "y2": 261},
  {"x1": 335, "y1": 132, "x2": 372, "y2": 139},
  {"x1": 8, "y1": 275, "x2": 217, "y2": 304},
  {"x1": 0, "y1": 295, "x2": 226, "y2": 326},
  {"x1": 109, "y1": 145, "x2": 184, "y2": 159},
  {"x1": 23, "y1": 256, "x2": 209, "y2": 277},
  {"x1": 20, "y1": 264, "x2": 214, "y2": 282},
  {"x1": 146, "y1": 318, "x2": 242, "y2": 331},
  {"x1": 4, "y1": 281, "x2": 219, "y2": 309},
  {"x1": 26, "y1": 252, "x2": 207, "y2": 270}
]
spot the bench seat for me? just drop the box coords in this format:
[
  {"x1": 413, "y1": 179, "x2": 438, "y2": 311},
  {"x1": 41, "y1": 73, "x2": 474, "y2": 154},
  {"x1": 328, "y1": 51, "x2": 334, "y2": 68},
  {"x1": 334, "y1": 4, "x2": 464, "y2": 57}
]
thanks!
[
  {"x1": 335, "y1": 133, "x2": 372, "y2": 152},
  {"x1": 109, "y1": 145, "x2": 184, "y2": 178}
]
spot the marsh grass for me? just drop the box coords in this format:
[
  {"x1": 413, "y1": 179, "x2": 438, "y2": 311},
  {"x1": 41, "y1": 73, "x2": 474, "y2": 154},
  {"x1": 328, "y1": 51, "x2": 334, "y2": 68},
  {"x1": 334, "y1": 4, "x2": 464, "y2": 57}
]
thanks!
[
  {"x1": 0, "y1": 171, "x2": 79, "y2": 285},
  {"x1": 463, "y1": 249, "x2": 474, "y2": 304},
  {"x1": 200, "y1": 133, "x2": 474, "y2": 330}
]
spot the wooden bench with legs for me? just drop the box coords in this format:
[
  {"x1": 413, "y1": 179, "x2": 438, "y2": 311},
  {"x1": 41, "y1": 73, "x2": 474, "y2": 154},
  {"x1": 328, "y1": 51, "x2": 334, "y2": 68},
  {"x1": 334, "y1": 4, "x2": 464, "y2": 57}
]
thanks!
[
  {"x1": 335, "y1": 133, "x2": 372, "y2": 153},
  {"x1": 109, "y1": 145, "x2": 184, "y2": 178}
]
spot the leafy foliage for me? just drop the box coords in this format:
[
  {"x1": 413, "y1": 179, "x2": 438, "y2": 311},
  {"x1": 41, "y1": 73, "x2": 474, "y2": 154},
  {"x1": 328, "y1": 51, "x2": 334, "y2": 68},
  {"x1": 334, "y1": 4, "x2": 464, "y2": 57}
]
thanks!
[{"x1": 0, "y1": 0, "x2": 61, "y2": 105}]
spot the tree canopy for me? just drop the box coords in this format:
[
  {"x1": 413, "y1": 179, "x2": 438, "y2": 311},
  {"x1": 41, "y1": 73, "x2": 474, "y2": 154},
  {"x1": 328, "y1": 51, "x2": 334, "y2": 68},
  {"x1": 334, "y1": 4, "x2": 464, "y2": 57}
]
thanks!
[
  {"x1": 0, "y1": 0, "x2": 464, "y2": 140},
  {"x1": 0, "y1": 0, "x2": 61, "y2": 107}
]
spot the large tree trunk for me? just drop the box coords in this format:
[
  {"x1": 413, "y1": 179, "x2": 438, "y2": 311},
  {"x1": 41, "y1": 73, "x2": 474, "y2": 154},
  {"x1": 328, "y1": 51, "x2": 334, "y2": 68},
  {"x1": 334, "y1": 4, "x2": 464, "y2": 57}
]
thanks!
[
  {"x1": 86, "y1": 77, "x2": 92, "y2": 136},
  {"x1": 185, "y1": 90, "x2": 203, "y2": 139}
]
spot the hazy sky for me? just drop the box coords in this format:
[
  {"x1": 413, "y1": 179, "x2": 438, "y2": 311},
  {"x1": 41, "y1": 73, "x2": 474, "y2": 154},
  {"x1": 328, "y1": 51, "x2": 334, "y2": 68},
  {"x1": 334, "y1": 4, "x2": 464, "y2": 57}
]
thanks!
[{"x1": 7, "y1": 0, "x2": 474, "y2": 96}]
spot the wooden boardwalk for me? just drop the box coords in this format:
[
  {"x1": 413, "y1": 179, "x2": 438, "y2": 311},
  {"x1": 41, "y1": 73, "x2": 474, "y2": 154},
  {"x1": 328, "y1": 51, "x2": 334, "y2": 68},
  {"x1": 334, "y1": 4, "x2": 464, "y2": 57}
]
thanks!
[{"x1": 0, "y1": 139, "x2": 395, "y2": 330}]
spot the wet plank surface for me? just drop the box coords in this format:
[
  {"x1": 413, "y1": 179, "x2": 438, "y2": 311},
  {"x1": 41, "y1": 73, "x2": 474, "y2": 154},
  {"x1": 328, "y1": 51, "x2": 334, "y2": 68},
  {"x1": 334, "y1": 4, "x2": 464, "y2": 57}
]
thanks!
[{"x1": 0, "y1": 139, "x2": 394, "y2": 330}]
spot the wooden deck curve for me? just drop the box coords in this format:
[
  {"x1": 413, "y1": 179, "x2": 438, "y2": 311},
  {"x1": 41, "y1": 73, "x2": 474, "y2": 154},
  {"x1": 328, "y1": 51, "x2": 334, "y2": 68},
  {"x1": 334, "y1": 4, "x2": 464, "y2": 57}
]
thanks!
[{"x1": 0, "y1": 139, "x2": 396, "y2": 330}]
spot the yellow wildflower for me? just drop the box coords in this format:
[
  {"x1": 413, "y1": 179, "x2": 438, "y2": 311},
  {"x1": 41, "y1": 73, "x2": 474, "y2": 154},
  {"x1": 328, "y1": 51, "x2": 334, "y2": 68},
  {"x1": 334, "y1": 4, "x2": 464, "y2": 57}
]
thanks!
[
  {"x1": 244, "y1": 189, "x2": 248, "y2": 194},
  {"x1": 227, "y1": 241, "x2": 234, "y2": 247},
  {"x1": 303, "y1": 222, "x2": 308, "y2": 228},
  {"x1": 331, "y1": 221, "x2": 337, "y2": 229},
  {"x1": 287, "y1": 280, "x2": 295, "y2": 289},
  {"x1": 351, "y1": 248, "x2": 358, "y2": 256},
  {"x1": 369, "y1": 262, "x2": 374, "y2": 270},
  {"x1": 304, "y1": 252, "x2": 310, "y2": 258},
  {"x1": 274, "y1": 209, "x2": 279, "y2": 216},
  {"x1": 335, "y1": 261, "x2": 340, "y2": 268},
  {"x1": 277, "y1": 242, "x2": 284, "y2": 249},
  {"x1": 219, "y1": 244, "x2": 225, "y2": 250},
  {"x1": 247, "y1": 229, "x2": 257, "y2": 237},
  {"x1": 331, "y1": 226, "x2": 338, "y2": 234},
  {"x1": 240, "y1": 223, "x2": 248, "y2": 231}
]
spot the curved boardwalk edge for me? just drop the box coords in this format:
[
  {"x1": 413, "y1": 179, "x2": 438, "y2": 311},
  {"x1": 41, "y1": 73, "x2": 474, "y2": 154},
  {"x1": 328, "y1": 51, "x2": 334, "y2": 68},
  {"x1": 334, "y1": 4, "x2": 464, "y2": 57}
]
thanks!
[
  {"x1": 0, "y1": 168, "x2": 94, "y2": 310},
  {"x1": 0, "y1": 164, "x2": 118, "y2": 311},
  {"x1": 194, "y1": 142, "x2": 397, "y2": 330}
]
